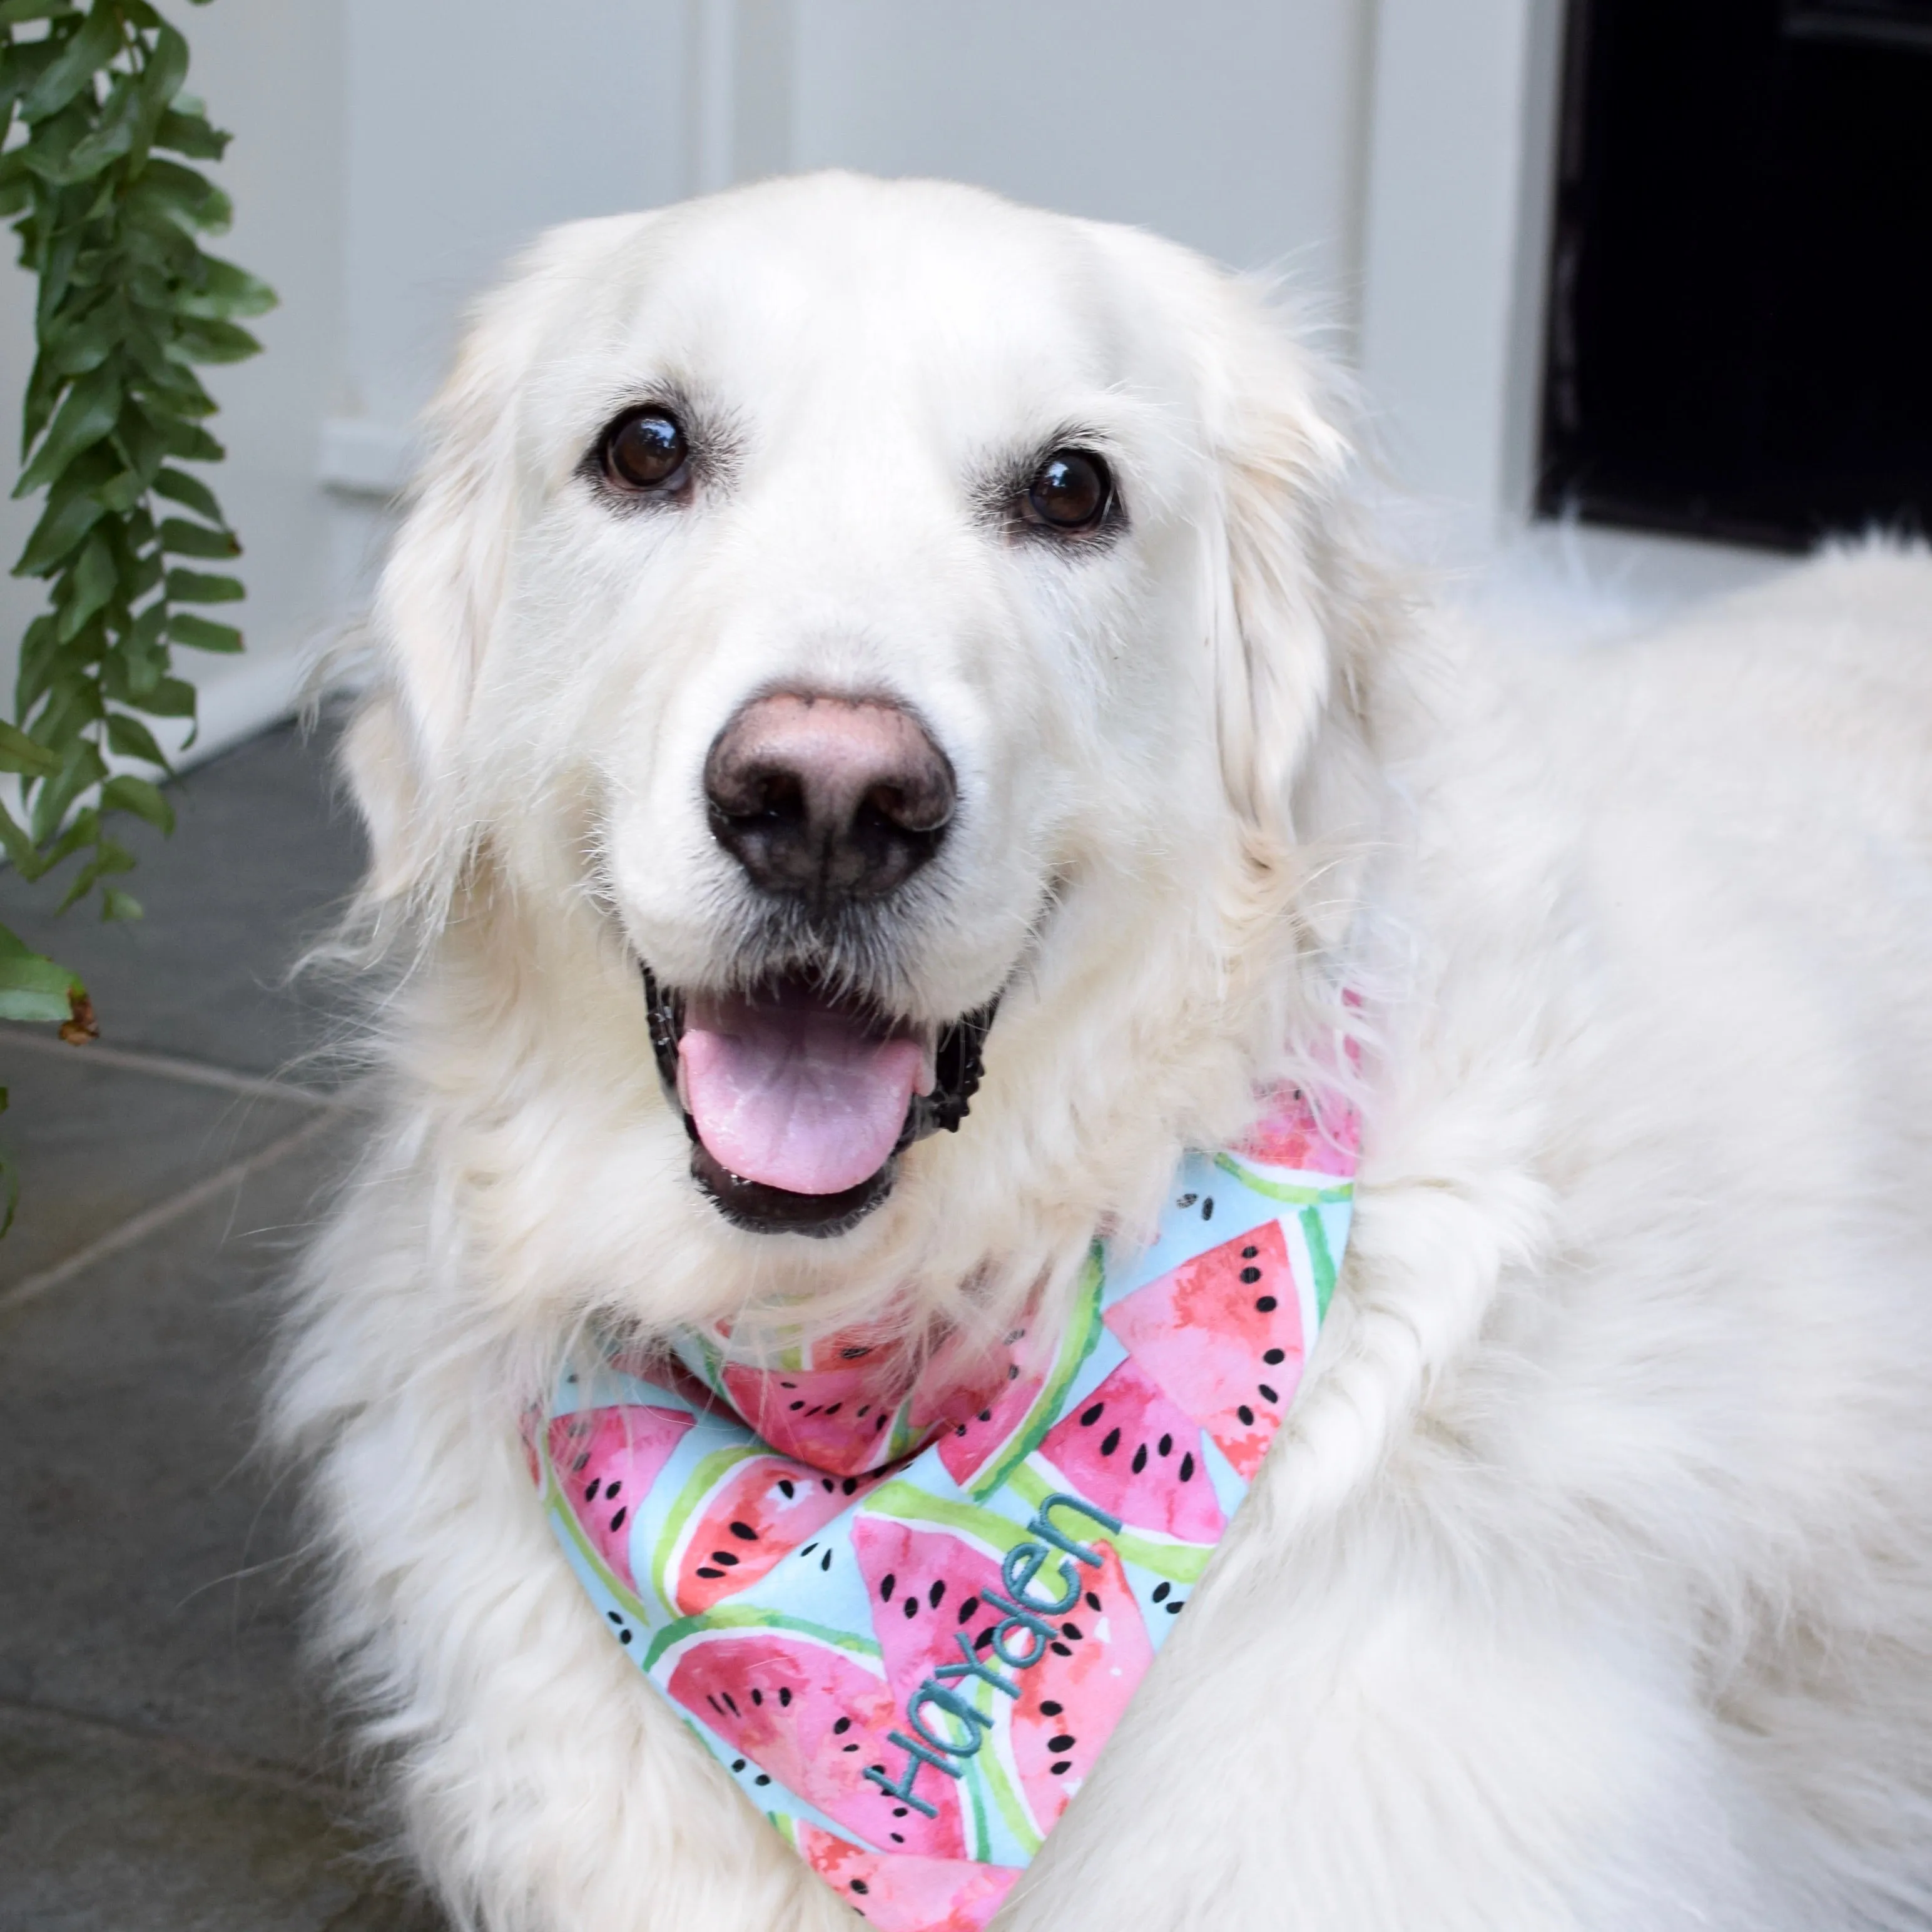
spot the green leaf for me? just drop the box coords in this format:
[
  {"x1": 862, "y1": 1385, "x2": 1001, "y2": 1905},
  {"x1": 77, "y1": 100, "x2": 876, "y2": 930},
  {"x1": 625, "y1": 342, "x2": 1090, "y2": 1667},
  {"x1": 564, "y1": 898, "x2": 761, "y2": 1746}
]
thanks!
[
  {"x1": 131, "y1": 673, "x2": 195, "y2": 719},
  {"x1": 0, "y1": 805, "x2": 38, "y2": 873},
  {"x1": 0, "y1": 1142, "x2": 16, "y2": 1240},
  {"x1": 100, "y1": 886, "x2": 141, "y2": 922},
  {"x1": 104, "y1": 710, "x2": 168, "y2": 769},
  {"x1": 16, "y1": 367, "x2": 119, "y2": 495},
  {"x1": 158, "y1": 516, "x2": 237, "y2": 559},
  {"x1": 0, "y1": 719, "x2": 58, "y2": 776},
  {"x1": 129, "y1": 156, "x2": 231, "y2": 237},
  {"x1": 166, "y1": 610, "x2": 240, "y2": 652},
  {"x1": 148, "y1": 415, "x2": 222, "y2": 463},
  {"x1": 177, "y1": 254, "x2": 276, "y2": 320},
  {"x1": 170, "y1": 317, "x2": 260, "y2": 365},
  {"x1": 29, "y1": 740, "x2": 105, "y2": 845},
  {"x1": 151, "y1": 465, "x2": 223, "y2": 524},
  {"x1": 153, "y1": 106, "x2": 226, "y2": 161},
  {"x1": 55, "y1": 530, "x2": 116, "y2": 638},
  {"x1": 0, "y1": 3, "x2": 81, "y2": 26},
  {"x1": 136, "y1": 20, "x2": 188, "y2": 119},
  {"x1": 163, "y1": 568, "x2": 242, "y2": 604},
  {"x1": 0, "y1": 943, "x2": 81, "y2": 1022},
  {"x1": 101, "y1": 773, "x2": 172, "y2": 834},
  {"x1": 19, "y1": 6, "x2": 119, "y2": 123},
  {"x1": 14, "y1": 484, "x2": 104, "y2": 576}
]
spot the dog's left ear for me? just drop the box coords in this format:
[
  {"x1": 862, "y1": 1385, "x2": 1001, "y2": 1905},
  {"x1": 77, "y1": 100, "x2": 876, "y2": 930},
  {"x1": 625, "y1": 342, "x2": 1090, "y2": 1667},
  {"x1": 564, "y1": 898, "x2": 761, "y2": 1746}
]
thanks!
[{"x1": 1194, "y1": 277, "x2": 1368, "y2": 854}]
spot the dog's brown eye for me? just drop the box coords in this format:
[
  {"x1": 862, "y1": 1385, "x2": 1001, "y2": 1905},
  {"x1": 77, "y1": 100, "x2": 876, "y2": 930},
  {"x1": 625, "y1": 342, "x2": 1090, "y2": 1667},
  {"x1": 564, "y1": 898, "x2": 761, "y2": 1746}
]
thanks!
[
  {"x1": 601, "y1": 409, "x2": 689, "y2": 493},
  {"x1": 1024, "y1": 449, "x2": 1111, "y2": 532}
]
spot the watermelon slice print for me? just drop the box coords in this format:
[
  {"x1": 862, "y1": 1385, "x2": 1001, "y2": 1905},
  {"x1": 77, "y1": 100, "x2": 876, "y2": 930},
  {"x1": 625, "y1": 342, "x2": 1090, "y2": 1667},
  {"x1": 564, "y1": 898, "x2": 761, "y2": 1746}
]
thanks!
[
  {"x1": 1103, "y1": 1220, "x2": 1304, "y2": 1480},
  {"x1": 1035, "y1": 1358, "x2": 1224, "y2": 1543},
  {"x1": 852, "y1": 1515, "x2": 1011, "y2": 1716},
  {"x1": 721, "y1": 1359, "x2": 908, "y2": 1477},
  {"x1": 1237, "y1": 1083, "x2": 1358, "y2": 1176},
  {"x1": 665, "y1": 1627, "x2": 965, "y2": 1859},
  {"x1": 1009, "y1": 1541, "x2": 1153, "y2": 1836},
  {"x1": 795, "y1": 1824, "x2": 1019, "y2": 1931},
  {"x1": 546, "y1": 1405, "x2": 694, "y2": 1591},
  {"x1": 666, "y1": 1452, "x2": 881, "y2": 1614}
]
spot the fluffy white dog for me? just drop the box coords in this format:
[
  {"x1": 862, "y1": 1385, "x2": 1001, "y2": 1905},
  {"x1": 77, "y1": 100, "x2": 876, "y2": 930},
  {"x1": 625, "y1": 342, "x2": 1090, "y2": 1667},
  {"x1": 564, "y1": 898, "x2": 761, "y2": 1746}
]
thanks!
[{"x1": 275, "y1": 172, "x2": 1932, "y2": 1931}]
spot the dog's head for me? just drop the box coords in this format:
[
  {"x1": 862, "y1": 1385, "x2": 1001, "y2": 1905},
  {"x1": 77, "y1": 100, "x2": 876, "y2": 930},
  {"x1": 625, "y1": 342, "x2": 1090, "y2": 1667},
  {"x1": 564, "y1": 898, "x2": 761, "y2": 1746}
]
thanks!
[{"x1": 345, "y1": 173, "x2": 1373, "y2": 1326}]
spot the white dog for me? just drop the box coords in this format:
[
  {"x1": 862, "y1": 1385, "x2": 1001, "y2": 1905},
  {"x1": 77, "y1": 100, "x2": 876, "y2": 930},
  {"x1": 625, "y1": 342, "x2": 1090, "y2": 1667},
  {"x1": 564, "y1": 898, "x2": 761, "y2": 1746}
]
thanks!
[{"x1": 275, "y1": 172, "x2": 1932, "y2": 1931}]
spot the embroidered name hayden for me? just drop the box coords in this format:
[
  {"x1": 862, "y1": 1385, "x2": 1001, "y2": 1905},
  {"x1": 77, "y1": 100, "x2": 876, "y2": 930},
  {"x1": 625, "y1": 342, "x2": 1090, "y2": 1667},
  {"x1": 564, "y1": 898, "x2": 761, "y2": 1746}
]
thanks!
[{"x1": 862, "y1": 1493, "x2": 1124, "y2": 1817}]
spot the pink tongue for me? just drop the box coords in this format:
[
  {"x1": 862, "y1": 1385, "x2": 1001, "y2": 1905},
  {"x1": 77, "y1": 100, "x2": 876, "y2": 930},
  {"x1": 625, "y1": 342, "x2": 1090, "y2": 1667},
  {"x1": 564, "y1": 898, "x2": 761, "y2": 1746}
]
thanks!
[{"x1": 679, "y1": 991, "x2": 926, "y2": 1197}]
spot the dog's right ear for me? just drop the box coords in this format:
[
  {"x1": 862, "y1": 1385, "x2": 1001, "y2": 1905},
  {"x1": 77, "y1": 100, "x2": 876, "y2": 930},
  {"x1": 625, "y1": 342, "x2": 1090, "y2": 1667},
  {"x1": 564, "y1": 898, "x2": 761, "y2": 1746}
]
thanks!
[{"x1": 343, "y1": 220, "x2": 628, "y2": 923}]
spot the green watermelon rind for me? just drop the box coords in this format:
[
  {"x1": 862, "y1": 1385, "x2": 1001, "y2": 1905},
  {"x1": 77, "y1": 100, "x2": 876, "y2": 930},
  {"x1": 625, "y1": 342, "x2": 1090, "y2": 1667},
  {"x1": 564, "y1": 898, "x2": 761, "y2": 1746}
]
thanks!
[
  {"x1": 643, "y1": 1603, "x2": 886, "y2": 1674},
  {"x1": 541, "y1": 1424, "x2": 656, "y2": 1627},
  {"x1": 648, "y1": 1443, "x2": 766, "y2": 1607},
  {"x1": 860, "y1": 1482, "x2": 1036, "y2": 1559},
  {"x1": 962, "y1": 1246, "x2": 1106, "y2": 1502},
  {"x1": 1006, "y1": 1458, "x2": 1213, "y2": 1585},
  {"x1": 1211, "y1": 1152, "x2": 1353, "y2": 1207},
  {"x1": 1302, "y1": 1202, "x2": 1341, "y2": 1319}
]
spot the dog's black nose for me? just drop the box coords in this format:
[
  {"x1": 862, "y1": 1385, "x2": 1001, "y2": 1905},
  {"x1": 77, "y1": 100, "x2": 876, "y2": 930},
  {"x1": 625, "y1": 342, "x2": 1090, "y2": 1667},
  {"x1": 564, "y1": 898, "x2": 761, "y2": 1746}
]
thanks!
[{"x1": 704, "y1": 691, "x2": 955, "y2": 902}]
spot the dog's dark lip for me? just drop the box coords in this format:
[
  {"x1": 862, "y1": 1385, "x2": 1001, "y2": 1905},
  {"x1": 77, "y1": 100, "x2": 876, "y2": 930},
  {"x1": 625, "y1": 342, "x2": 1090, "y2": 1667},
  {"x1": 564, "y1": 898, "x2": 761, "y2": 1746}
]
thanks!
[{"x1": 640, "y1": 965, "x2": 996, "y2": 1239}]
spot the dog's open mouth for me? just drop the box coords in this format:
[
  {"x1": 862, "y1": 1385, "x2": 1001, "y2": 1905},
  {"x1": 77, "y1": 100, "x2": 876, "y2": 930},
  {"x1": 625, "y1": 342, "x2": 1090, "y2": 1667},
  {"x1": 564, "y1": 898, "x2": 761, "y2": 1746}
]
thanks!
[{"x1": 641, "y1": 968, "x2": 995, "y2": 1237}]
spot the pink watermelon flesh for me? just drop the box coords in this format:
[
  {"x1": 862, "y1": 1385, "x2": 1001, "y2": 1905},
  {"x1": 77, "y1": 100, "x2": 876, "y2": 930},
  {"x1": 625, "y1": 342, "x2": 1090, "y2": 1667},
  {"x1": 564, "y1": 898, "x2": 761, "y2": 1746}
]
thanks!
[
  {"x1": 547, "y1": 1405, "x2": 694, "y2": 1590},
  {"x1": 1238, "y1": 1083, "x2": 1358, "y2": 1175},
  {"x1": 672, "y1": 1454, "x2": 882, "y2": 1614},
  {"x1": 1036, "y1": 1357, "x2": 1224, "y2": 1543},
  {"x1": 852, "y1": 1517, "x2": 1012, "y2": 1719},
  {"x1": 667, "y1": 1631, "x2": 964, "y2": 1859},
  {"x1": 721, "y1": 1360, "x2": 904, "y2": 1476},
  {"x1": 798, "y1": 1824, "x2": 1019, "y2": 1932},
  {"x1": 935, "y1": 1355, "x2": 1044, "y2": 1492},
  {"x1": 1010, "y1": 1541, "x2": 1154, "y2": 1835},
  {"x1": 1104, "y1": 1219, "x2": 1304, "y2": 1480}
]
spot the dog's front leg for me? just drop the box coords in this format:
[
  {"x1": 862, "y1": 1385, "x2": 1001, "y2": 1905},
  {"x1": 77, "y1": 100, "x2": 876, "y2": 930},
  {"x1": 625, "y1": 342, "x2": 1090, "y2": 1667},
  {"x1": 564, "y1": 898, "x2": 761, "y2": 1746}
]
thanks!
[{"x1": 991, "y1": 1543, "x2": 1817, "y2": 1932}]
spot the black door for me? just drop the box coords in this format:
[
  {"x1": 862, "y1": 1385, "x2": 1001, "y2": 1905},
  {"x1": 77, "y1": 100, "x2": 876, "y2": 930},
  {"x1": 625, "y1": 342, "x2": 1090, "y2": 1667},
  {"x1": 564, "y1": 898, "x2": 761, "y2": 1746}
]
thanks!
[{"x1": 1538, "y1": 0, "x2": 1932, "y2": 551}]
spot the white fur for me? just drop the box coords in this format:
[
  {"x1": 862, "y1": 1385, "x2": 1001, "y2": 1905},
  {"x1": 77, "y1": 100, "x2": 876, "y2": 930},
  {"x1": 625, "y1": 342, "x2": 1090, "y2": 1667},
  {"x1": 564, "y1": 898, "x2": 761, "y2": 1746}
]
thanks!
[{"x1": 273, "y1": 173, "x2": 1932, "y2": 1931}]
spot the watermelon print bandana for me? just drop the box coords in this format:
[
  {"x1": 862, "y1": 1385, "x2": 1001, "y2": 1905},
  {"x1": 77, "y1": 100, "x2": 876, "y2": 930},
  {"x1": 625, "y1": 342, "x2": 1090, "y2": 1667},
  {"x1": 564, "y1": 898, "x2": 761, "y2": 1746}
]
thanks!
[{"x1": 531, "y1": 1087, "x2": 1358, "y2": 1931}]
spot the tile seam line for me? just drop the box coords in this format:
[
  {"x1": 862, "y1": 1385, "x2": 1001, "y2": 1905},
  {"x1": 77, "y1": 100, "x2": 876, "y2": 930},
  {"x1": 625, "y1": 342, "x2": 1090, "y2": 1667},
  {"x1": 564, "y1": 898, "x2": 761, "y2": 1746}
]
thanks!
[
  {"x1": 0, "y1": 1109, "x2": 345, "y2": 1318},
  {"x1": 0, "y1": 1022, "x2": 355, "y2": 1109},
  {"x1": 0, "y1": 1691, "x2": 353, "y2": 1803}
]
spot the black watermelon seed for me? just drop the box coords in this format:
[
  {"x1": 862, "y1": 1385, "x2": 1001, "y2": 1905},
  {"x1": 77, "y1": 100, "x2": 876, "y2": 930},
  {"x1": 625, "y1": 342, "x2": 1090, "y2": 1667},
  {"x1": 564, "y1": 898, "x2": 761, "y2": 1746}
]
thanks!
[
  {"x1": 843, "y1": 1477, "x2": 859, "y2": 1495},
  {"x1": 852, "y1": 1879, "x2": 869, "y2": 1895},
  {"x1": 1061, "y1": 1622, "x2": 1083, "y2": 1640},
  {"x1": 842, "y1": 1744, "x2": 858, "y2": 1753},
  {"x1": 858, "y1": 1405, "x2": 872, "y2": 1418},
  {"x1": 585, "y1": 1478, "x2": 601, "y2": 1501},
  {"x1": 696, "y1": 1566, "x2": 724, "y2": 1579},
  {"x1": 778, "y1": 1479, "x2": 796, "y2": 1499},
  {"x1": 1080, "y1": 1401, "x2": 1105, "y2": 1428},
  {"x1": 1241, "y1": 1244, "x2": 1258, "y2": 1259},
  {"x1": 722, "y1": 1693, "x2": 740, "y2": 1716},
  {"x1": 903, "y1": 1597, "x2": 918, "y2": 1619},
  {"x1": 572, "y1": 1452, "x2": 589, "y2": 1472},
  {"x1": 1049, "y1": 1642, "x2": 1072, "y2": 1657},
  {"x1": 930, "y1": 1580, "x2": 945, "y2": 1609},
  {"x1": 755, "y1": 1774, "x2": 770, "y2": 1786},
  {"x1": 730, "y1": 1521, "x2": 758, "y2": 1541},
  {"x1": 609, "y1": 1507, "x2": 628, "y2": 1532},
  {"x1": 824, "y1": 1403, "x2": 842, "y2": 1416},
  {"x1": 781, "y1": 1381, "x2": 796, "y2": 1389},
  {"x1": 731, "y1": 1757, "x2": 745, "y2": 1771},
  {"x1": 1239, "y1": 1266, "x2": 1262, "y2": 1284},
  {"x1": 975, "y1": 1627, "x2": 995, "y2": 1650},
  {"x1": 978, "y1": 1410, "x2": 992, "y2": 1423},
  {"x1": 1100, "y1": 1428, "x2": 1121, "y2": 1457},
  {"x1": 1085, "y1": 1591, "x2": 1102, "y2": 1612},
  {"x1": 1131, "y1": 1443, "x2": 1147, "y2": 1474},
  {"x1": 880, "y1": 1574, "x2": 896, "y2": 1602},
  {"x1": 1179, "y1": 1453, "x2": 1196, "y2": 1481},
  {"x1": 1177, "y1": 1193, "x2": 1197, "y2": 1208},
  {"x1": 1008, "y1": 1364, "x2": 1020, "y2": 1380},
  {"x1": 800, "y1": 1543, "x2": 818, "y2": 1558},
  {"x1": 1256, "y1": 1295, "x2": 1278, "y2": 1312},
  {"x1": 875, "y1": 1415, "x2": 889, "y2": 1431},
  {"x1": 789, "y1": 1400, "x2": 805, "y2": 1411},
  {"x1": 890, "y1": 1833, "x2": 904, "y2": 1844},
  {"x1": 892, "y1": 1806, "x2": 907, "y2": 1817},
  {"x1": 1050, "y1": 1761, "x2": 1072, "y2": 1775},
  {"x1": 707, "y1": 1694, "x2": 723, "y2": 1714},
  {"x1": 606, "y1": 1480, "x2": 622, "y2": 1498},
  {"x1": 1202, "y1": 1197, "x2": 1214, "y2": 1218},
  {"x1": 954, "y1": 1425, "x2": 967, "y2": 1438},
  {"x1": 1158, "y1": 1434, "x2": 1172, "y2": 1457},
  {"x1": 821, "y1": 1550, "x2": 834, "y2": 1572},
  {"x1": 619, "y1": 1629, "x2": 632, "y2": 1645},
  {"x1": 842, "y1": 1345, "x2": 872, "y2": 1360},
  {"x1": 1167, "y1": 1600, "x2": 1184, "y2": 1614},
  {"x1": 1039, "y1": 1700, "x2": 1063, "y2": 1716},
  {"x1": 1238, "y1": 1405, "x2": 1255, "y2": 1426},
  {"x1": 822, "y1": 1478, "x2": 835, "y2": 1492},
  {"x1": 751, "y1": 1689, "x2": 763, "y2": 1706},
  {"x1": 1152, "y1": 1581, "x2": 1171, "y2": 1602},
  {"x1": 957, "y1": 1596, "x2": 979, "y2": 1624},
  {"x1": 1263, "y1": 1348, "x2": 1286, "y2": 1365},
  {"x1": 779, "y1": 1687, "x2": 792, "y2": 1707},
  {"x1": 1259, "y1": 1383, "x2": 1279, "y2": 1403},
  {"x1": 608, "y1": 1610, "x2": 621, "y2": 1624},
  {"x1": 709, "y1": 1550, "x2": 739, "y2": 1566},
  {"x1": 834, "y1": 1716, "x2": 852, "y2": 1734},
  {"x1": 1047, "y1": 1734, "x2": 1075, "y2": 1752}
]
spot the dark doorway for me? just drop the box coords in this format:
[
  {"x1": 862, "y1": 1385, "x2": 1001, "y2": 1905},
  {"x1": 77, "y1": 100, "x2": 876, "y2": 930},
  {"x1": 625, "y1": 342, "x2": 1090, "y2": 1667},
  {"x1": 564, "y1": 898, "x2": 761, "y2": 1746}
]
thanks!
[{"x1": 1538, "y1": 0, "x2": 1932, "y2": 551}]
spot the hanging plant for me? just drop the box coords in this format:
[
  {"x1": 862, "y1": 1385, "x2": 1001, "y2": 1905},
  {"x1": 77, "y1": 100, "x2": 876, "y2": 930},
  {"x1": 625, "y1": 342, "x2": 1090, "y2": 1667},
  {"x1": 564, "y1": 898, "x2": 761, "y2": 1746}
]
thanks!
[{"x1": 0, "y1": 0, "x2": 274, "y2": 1233}]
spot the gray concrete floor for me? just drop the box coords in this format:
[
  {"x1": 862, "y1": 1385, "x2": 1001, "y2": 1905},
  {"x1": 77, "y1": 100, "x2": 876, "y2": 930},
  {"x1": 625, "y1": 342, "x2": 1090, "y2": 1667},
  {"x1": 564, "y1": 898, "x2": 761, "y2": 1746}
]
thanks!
[{"x1": 0, "y1": 721, "x2": 438, "y2": 1930}]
